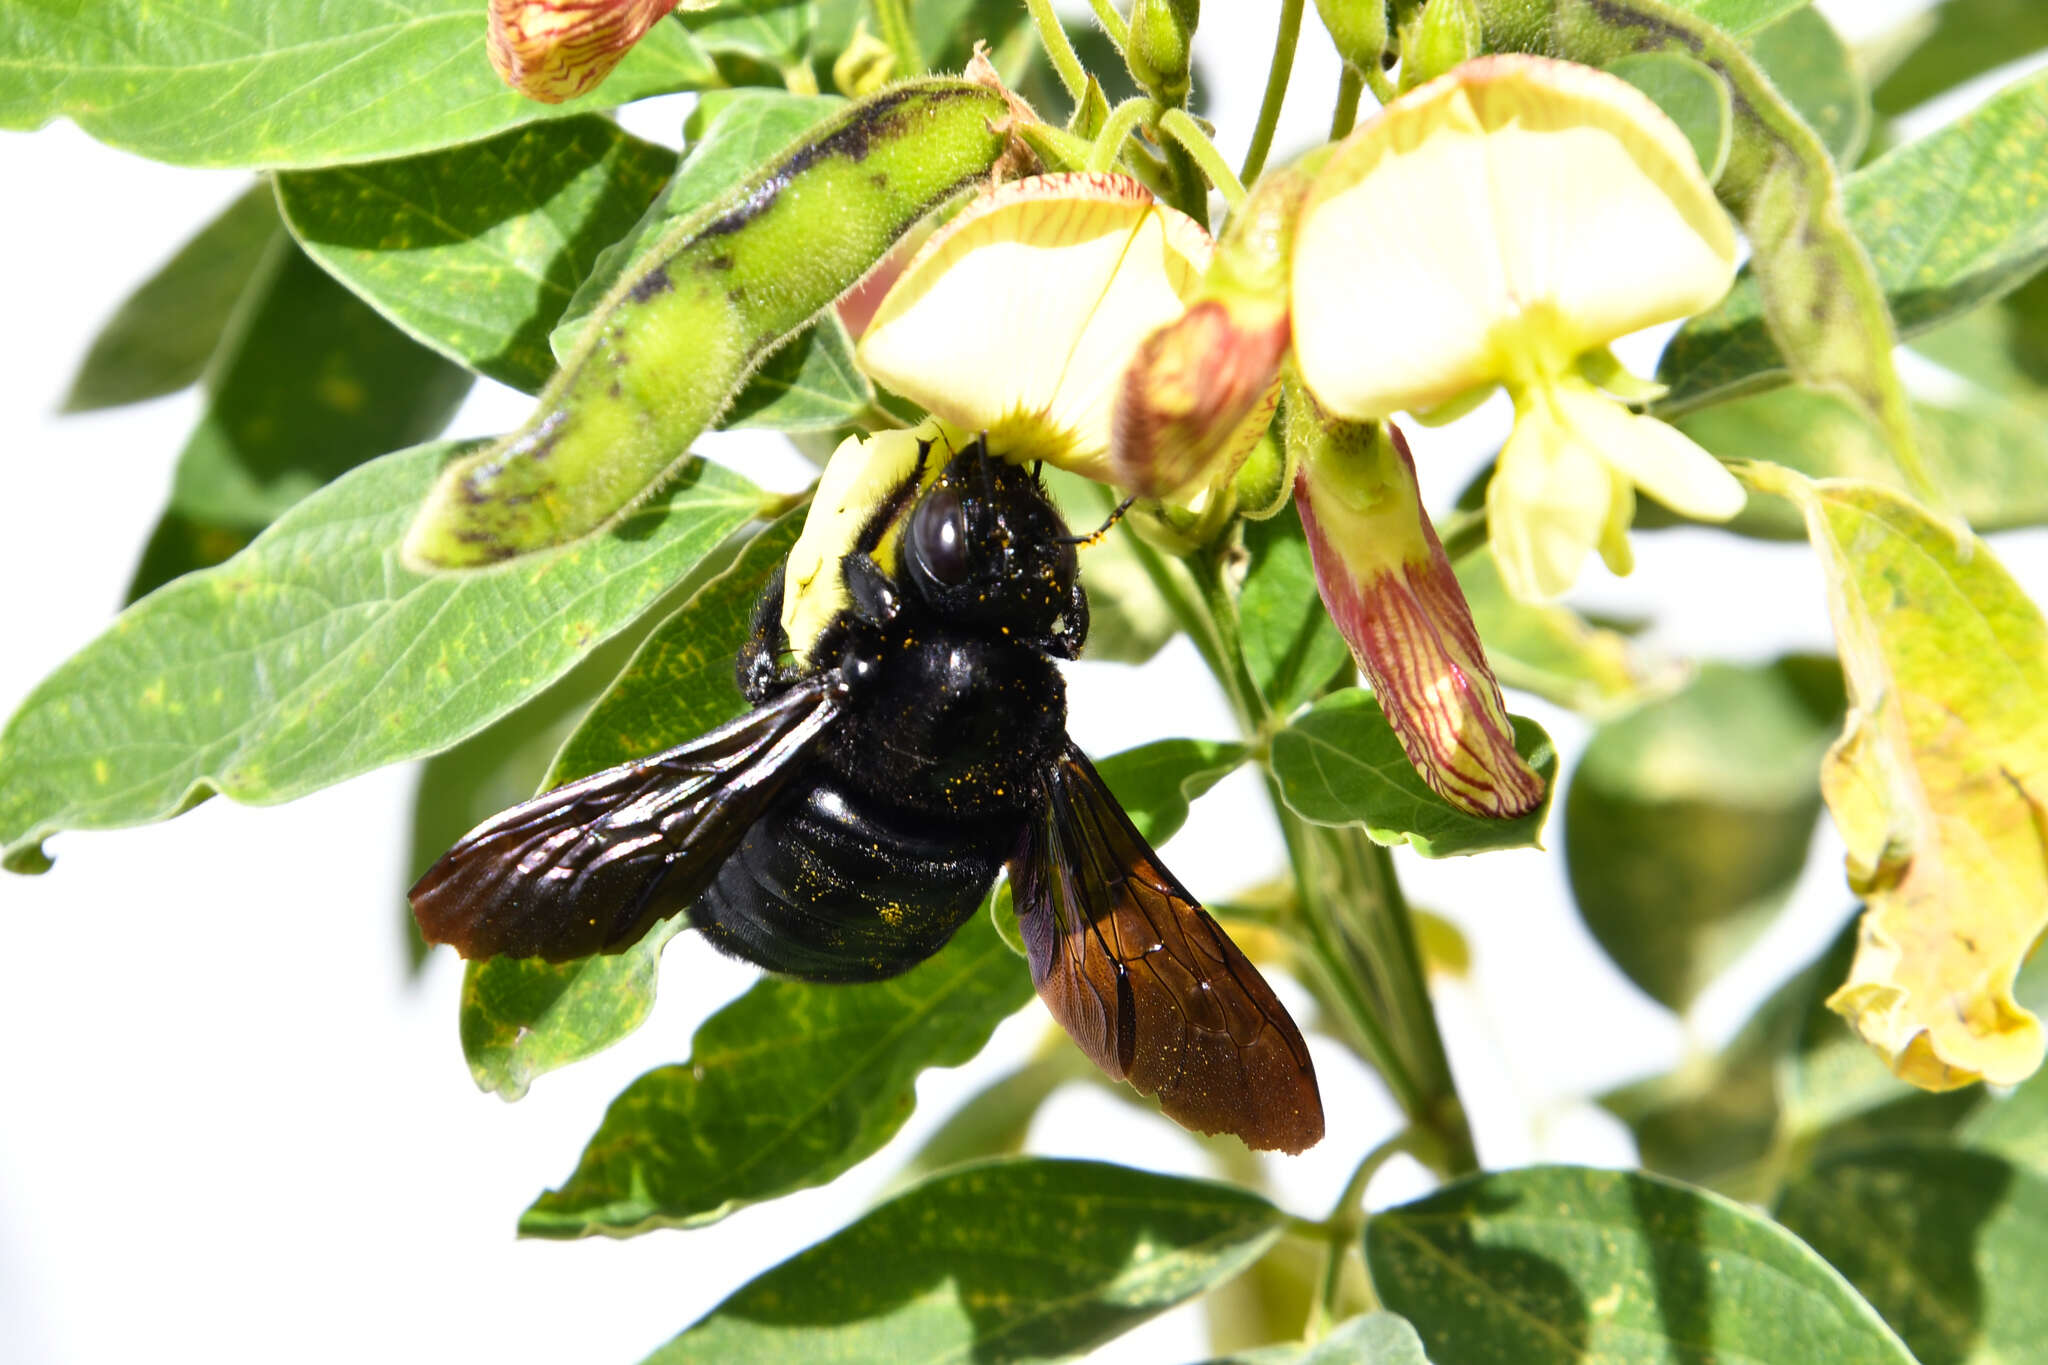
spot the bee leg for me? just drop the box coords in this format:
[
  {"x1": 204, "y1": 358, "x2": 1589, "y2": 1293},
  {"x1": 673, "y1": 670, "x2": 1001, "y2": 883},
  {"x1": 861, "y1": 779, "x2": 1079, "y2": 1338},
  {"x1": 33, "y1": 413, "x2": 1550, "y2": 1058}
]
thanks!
[
  {"x1": 842, "y1": 553, "x2": 903, "y2": 626},
  {"x1": 737, "y1": 572, "x2": 793, "y2": 703},
  {"x1": 1041, "y1": 576, "x2": 1090, "y2": 660}
]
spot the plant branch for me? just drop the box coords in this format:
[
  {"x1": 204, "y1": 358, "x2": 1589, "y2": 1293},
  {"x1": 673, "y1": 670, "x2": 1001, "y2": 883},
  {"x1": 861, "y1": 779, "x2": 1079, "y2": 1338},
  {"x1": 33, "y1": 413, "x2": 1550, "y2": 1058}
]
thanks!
[
  {"x1": 1330, "y1": 64, "x2": 1365, "y2": 140},
  {"x1": 1436, "y1": 504, "x2": 1487, "y2": 562},
  {"x1": 1024, "y1": 0, "x2": 1089, "y2": 107},
  {"x1": 1306, "y1": 1128, "x2": 1416, "y2": 1337},
  {"x1": 1086, "y1": 0, "x2": 1130, "y2": 52},
  {"x1": 1087, "y1": 96, "x2": 1160, "y2": 174},
  {"x1": 1160, "y1": 108, "x2": 1247, "y2": 210},
  {"x1": 1239, "y1": 0, "x2": 1304, "y2": 186}
]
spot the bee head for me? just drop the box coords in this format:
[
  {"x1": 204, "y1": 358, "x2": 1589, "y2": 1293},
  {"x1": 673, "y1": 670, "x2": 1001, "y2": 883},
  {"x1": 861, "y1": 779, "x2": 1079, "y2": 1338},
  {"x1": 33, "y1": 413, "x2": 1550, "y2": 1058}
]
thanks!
[{"x1": 900, "y1": 437, "x2": 1078, "y2": 638}]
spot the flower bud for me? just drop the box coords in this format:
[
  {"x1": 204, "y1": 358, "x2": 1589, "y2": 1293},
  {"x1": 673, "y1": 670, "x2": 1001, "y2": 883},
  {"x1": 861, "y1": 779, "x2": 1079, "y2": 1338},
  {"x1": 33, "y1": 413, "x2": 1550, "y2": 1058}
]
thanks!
[
  {"x1": 1312, "y1": 0, "x2": 1389, "y2": 76},
  {"x1": 1128, "y1": 0, "x2": 1200, "y2": 106},
  {"x1": 1109, "y1": 162, "x2": 1306, "y2": 502},
  {"x1": 1289, "y1": 395, "x2": 1544, "y2": 818},
  {"x1": 487, "y1": 0, "x2": 682, "y2": 104},
  {"x1": 832, "y1": 22, "x2": 897, "y2": 98},
  {"x1": 1401, "y1": 0, "x2": 1479, "y2": 92}
]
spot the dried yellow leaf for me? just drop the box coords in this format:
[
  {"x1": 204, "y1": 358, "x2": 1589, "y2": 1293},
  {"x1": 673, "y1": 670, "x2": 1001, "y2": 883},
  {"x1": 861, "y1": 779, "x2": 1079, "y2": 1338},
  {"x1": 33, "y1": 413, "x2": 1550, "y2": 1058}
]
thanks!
[{"x1": 1749, "y1": 465, "x2": 2048, "y2": 1090}]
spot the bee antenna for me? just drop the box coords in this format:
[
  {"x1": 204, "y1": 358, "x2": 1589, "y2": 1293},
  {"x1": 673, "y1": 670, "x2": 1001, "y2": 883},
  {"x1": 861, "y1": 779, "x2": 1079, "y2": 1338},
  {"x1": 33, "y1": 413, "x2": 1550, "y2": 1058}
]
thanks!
[{"x1": 1058, "y1": 496, "x2": 1136, "y2": 547}]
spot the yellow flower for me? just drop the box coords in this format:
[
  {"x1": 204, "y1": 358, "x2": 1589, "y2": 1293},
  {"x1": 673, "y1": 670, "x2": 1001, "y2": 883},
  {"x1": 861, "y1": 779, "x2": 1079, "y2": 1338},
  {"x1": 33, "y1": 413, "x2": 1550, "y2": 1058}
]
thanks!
[
  {"x1": 1290, "y1": 54, "x2": 1745, "y2": 602},
  {"x1": 487, "y1": 0, "x2": 682, "y2": 104},
  {"x1": 857, "y1": 173, "x2": 1271, "y2": 501}
]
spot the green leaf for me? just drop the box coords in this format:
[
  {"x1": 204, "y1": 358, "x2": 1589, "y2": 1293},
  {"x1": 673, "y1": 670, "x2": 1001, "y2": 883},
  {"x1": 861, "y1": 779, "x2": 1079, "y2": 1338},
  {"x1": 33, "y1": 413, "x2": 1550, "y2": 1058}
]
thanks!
[
  {"x1": 0, "y1": 443, "x2": 762, "y2": 874},
  {"x1": 463, "y1": 923, "x2": 690, "y2": 1104},
  {"x1": 1670, "y1": 380, "x2": 2048, "y2": 538},
  {"x1": 1745, "y1": 6, "x2": 1869, "y2": 165},
  {"x1": 680, "y1": 0, "x2": 816, "y2": 73},
  {"x1": 1911, "y1": 269, "x2": 2048, "y2": 412},
  {"x1": 0, "y1": 0, "x2": 715, "y2": 169},
  {"x1": 1778, "y1": 1145, "x2": 2048, "y2": 1365},
  {"x1": 1456, "y1": 549, "x2": 1684, "y2": 718},
  {"x1": 643, "y1": 1158, "x2": 1283, "y2": 1362},
  {"x1": 545, "y1": 507, "x2": 802, "y2": 786},
  {"x1": 718, "y1": 314, "x2": 874, "y2": 432},
  {"x1": 894, "y1": 1056, "x2": 1079, "y2": 1186},
  {"x1": 62, "y1": 183, "x2": 280, "y2": 412},
  {"x1": 520, "y1": 910, "x2": 1033, "y2": 1238},
  {"x1": 1240, "y1": 506, "x2": 1355, "y2": 717},
  {"x1": 1094, "y1": 738, "x2": 1249, "y2": 845},
  {"x1": 548, "y1": 90, "x2": 846, "y2": 363},
  {"x1": 1605, "y1": 914, "x2": 1980, "y2": 1202},
  {"x1": 1367, "y1": 1165, "x2": 1917, "y2": 1365},
  {"x1": 129, "y1": 239, "x2": 474, "y2": 600},
  {"x1": 278, "y1": 118, "x2": 678, "y2": 393},
  {"x1": 1607, "y1": 51, "x2": 1733, "y2": 182},
  {"x1": 1269, "y1": 689, "x2": 1555, "y2": 857},
  {"x1": 1566, "y1": 657, "x2": 1844, "y2": 1011},
  {"x1": 1213, "y1": 1312, "x2": 1436, "y2": 1363},
  {"x1": 458, "y1": 514, "x2": 803, "y2": 1096},
  {"x1": 1872, "y1": 0, "x2": 2048, "y2": 118},
  {"x1": 1669, "y1": 0, "x2": 1809, "y2": 40},
  {"x1": 1601, "y1": 962, "x2": 1808, "y2": 1202},
  {"x1": 1962, "y1": 1067, "x2": 2048, "y2": 1179},
  {"x1": 1661, "y1": 67, "x2": 2048, "y2": 415},
  {"x1": 403, "y1": 591, "x2": 684, "y2": 975}
]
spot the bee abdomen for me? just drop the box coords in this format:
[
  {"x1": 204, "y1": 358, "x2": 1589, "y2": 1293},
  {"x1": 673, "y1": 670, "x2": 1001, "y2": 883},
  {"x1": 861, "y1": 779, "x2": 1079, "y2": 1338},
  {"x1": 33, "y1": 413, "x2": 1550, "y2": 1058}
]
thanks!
[{"x1": 689, "y1": 774, "x2": 1011, "y2": 981}]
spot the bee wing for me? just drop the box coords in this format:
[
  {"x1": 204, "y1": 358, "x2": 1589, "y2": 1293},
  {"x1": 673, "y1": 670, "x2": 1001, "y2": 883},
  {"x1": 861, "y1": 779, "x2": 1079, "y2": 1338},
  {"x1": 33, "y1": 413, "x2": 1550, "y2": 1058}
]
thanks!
[
  {"x1": 410, "y1": 679, "x2": 844, "y2": 962},
  {"x1": 1011, "y1": 746, "x2": 1324, "y2": 1153}
]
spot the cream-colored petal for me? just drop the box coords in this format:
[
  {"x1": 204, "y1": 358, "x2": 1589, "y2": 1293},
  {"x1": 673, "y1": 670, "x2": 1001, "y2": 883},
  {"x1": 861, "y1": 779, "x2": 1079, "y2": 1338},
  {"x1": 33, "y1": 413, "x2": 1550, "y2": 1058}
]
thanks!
[
  {"x1": 781, "y1": 425, "x2": 939, "y2": 663},
  {"x1": 1293, "y1": 54, "x2": 1737, "y2": 420},
  {"x1": 1553, "y1": 379, "x2": 1746, "y2": 522},
  {"x1": 857, "y1": 174, "x2": 1210, "y2": 475},
  {"x1": 1487, "y1": 389, "x2": 1619, "y2": 603}
]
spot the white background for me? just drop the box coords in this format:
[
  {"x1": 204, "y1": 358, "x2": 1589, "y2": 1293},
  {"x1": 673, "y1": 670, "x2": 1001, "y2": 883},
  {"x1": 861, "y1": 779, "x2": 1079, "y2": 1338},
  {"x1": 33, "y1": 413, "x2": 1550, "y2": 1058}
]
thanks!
[{"x1": 3, "y1": 1, "x2": 2040, "y2": 1360}]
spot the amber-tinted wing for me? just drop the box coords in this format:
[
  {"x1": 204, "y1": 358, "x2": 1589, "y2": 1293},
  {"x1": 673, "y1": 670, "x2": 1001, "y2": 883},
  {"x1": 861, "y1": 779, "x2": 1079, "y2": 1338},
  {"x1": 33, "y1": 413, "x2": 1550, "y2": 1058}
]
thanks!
[
  {"x1": 1011, "y1": 746, "x2": 1324, "y2": 1153},
  {"x1": 410, "y1": 680, "x2": 844, "y2": 961}
]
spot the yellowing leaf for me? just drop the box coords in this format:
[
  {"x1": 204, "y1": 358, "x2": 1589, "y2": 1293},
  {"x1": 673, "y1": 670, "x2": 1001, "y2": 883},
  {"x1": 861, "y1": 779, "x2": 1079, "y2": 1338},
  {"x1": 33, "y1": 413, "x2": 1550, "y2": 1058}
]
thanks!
[{"x1": 1747, "y1": 465, "x2": 2048, "y2": 1090}]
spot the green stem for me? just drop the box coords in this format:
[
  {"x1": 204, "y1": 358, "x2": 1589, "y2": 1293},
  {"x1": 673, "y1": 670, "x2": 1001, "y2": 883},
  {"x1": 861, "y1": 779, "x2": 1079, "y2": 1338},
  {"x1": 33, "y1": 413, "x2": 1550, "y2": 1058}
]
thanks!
[
  {"x1": 1239, "y1": 0, "x2": 1304, "y2": 186},
  {"x1": 1087, "y1": 97, "x2": 1159, "y2": 174},
  {"x1": 1144, "y1": 533, "x2": 1479, "y2": 1182},
  {"x1": 867, "y1": 0, "x2": 923, "y2": 78},
  {"x1": 1087, "y1": 0, "x2": 1131, "y2": 52},
  {"x1": 1159, "y1": 108, "x2": 1247, "y2": 210},
  {"x1": 1024, "y1": 0, "x2": 1089, "y2": 107},
  {"x1": 1330, "y1": 64, "x2": 1365, "y2": 140},
  {"x1": 1436, "y1": 504, "x2": 1487, "y2": 563},
  {"x1": 1306, "y1": 1129, "x2": 1415, "y2": 1338},
  {"x1": 1361, "y1": 60, "x2": 1398, "y2": 107}
]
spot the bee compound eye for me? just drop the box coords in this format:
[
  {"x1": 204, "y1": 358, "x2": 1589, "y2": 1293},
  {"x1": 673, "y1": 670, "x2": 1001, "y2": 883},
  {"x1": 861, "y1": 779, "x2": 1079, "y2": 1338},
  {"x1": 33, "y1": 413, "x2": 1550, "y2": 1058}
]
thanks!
[{"x1": 911, "y1": 486, "x2": 970, "y2": 585}]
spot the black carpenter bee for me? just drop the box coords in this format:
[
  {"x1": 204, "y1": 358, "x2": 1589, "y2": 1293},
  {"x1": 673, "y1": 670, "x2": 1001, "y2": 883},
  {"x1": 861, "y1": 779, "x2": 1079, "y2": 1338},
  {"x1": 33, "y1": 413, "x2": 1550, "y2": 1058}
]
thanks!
[{"x1": 411, "y1": 436, "x2": 1323, "y2": 1152}]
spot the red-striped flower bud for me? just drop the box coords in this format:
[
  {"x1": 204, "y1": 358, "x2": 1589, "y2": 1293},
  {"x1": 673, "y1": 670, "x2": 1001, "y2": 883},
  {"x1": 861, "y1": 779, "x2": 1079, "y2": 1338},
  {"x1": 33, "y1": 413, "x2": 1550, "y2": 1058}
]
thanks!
[
  {"x1": 1290, "y1": 397, "x2": 1545, "y2": 818},
  {"x1": 488, "y1": 0, "x2": 682, "y2": 104}
]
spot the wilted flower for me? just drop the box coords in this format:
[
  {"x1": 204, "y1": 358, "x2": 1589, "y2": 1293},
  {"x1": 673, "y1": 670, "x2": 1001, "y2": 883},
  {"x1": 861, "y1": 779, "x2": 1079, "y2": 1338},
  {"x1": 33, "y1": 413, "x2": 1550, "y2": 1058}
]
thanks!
[
  {"x1": 1111, "y1": 166, "x2": 1301, "y2": 503},
  {"x1": 1289, "y1": 55, "x2": 1745, "y2": 602},
  {"x1": 857, "y1": 173, "x2": 1271, "y2": 501},
  {"x1": 1291, "y1": 396, "x2": 1544, "y2": 817},
  {"x1": 487, "y1": 0, "x2": 682, "y2": 103}
]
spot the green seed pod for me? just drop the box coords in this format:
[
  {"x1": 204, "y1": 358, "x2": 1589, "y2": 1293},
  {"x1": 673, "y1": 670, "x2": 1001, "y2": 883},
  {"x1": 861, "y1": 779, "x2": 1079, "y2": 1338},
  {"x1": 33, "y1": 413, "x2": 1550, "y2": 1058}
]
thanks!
[
  {"x1": 1402, "y1": 0, "x2": 1480, "y2": 91},
  {"x1": 403, "y1": 79, "x2": 1018, "y2": 570},
  {"x1": 1312, "y1": 0, "x2": 1389, "y2": 75},
  {"x1": 1127, "y1": 0, "x2": 1200, "y2": 106}
]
